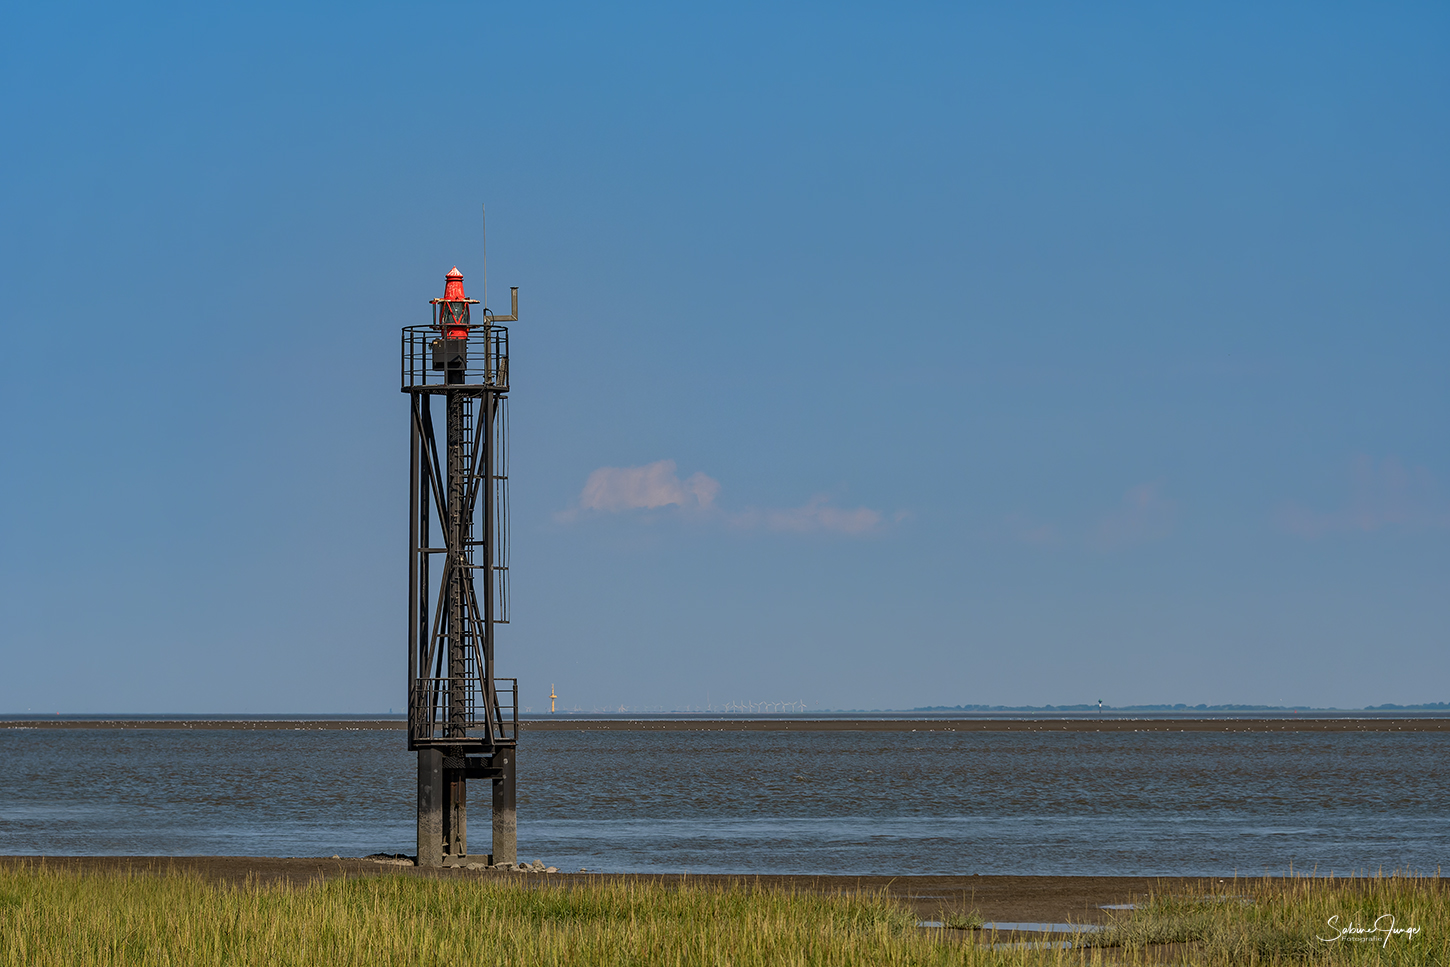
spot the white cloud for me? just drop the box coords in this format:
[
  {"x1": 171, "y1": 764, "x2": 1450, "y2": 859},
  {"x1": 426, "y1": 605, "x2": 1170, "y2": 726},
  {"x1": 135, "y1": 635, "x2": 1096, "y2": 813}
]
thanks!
[
  {"x1": 1092, "y1": 481, "x2": 1177, "y2": 549},
  {"x1": 683, "y1": 471, "x2": 721, "y2": 509},
  {"x1": 562, "y1": 460, "x2": 886, "y2": 536},
  {"x1": 1278, "y1": 456, "x2": 1450, "y2": 537},
  {"x1": 577, "y1": 459, "x2": 718, "y2": 513}
]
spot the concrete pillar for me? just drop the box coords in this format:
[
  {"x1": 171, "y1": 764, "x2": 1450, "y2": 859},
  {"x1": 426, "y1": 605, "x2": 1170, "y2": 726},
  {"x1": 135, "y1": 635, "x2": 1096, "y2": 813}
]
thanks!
[
  {"x1": 492, "y1": 748, "x2": 516, "y2": 866},
  {"x1": 417, "y1": 749, "x2": 442, "y2": 867}
]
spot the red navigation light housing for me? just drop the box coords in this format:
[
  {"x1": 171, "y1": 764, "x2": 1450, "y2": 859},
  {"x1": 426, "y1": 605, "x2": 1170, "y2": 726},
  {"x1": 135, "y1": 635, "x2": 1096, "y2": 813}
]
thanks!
[
  {"x1": 432, "y1": 267, "x2": 477, "y2": 340},
  {"x1": 442, "y1": 266, "x2": 467, "y2": 303},
  {"x1": 428, "y1": 267, "x2": 480, "y2": 379}
]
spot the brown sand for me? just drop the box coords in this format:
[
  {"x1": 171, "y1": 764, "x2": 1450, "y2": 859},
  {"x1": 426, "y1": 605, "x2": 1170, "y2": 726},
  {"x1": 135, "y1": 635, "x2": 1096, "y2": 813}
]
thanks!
[
  {"x1": 3, "y1": 717, "x2": 1447, "y2": 732},
  {"x1": 0, "y1": 855, "x2": 1221, "y2": 926}
]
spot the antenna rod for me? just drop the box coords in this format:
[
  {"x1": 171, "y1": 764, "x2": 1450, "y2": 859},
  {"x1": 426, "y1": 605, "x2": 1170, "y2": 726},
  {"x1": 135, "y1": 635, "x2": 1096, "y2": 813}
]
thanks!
[{"x1": 481, "y1": 203, "x2": 488, "y2": 313}]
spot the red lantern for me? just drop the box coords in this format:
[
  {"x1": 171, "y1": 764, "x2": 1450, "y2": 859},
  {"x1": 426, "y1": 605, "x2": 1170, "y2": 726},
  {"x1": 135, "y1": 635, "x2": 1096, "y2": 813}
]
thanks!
[{"x1": 433, "y1": 266, "x2": 475, "y2": 340}]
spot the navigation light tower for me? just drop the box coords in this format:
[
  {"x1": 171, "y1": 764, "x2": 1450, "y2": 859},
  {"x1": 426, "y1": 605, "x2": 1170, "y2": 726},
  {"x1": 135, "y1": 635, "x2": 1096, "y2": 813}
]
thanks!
[{"x1": 401, "y1": 265, "x2": 519, "y2": 868}]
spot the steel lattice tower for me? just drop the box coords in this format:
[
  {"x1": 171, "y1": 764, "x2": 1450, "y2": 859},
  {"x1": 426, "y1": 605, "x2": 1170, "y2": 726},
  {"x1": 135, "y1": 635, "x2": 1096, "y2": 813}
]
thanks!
[{"x1": 401, "y1": 266, "x2": 518, "y2": 868}]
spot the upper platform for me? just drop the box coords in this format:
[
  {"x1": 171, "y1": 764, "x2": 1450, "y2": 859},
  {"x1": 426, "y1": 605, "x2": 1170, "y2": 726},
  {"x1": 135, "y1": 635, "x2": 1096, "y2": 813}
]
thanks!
[
  {"x1": 401, "y1": 270, "x2": 515, "y2": 394},
  {"x1": 400, "y1": 323, "x2": 509, "y2": 394}
]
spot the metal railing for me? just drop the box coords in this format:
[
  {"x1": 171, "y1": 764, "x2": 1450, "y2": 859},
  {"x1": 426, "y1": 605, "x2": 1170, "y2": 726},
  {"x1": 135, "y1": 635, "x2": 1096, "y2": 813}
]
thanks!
[
  {"x1": 494, "y1": 677, "x2": 517, "y2": 740},
  {"x1": 410, "y1": 676, "x2": 517, "y2": 747},
  {"x1": 401, "y1": 324, "x2": 509, "y2": 392}
]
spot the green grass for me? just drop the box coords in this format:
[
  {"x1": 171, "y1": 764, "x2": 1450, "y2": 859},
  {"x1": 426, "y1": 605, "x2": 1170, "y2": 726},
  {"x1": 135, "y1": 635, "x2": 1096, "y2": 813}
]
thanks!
[
  {"x1": 944, "y1": 910, "x2": 985, "y2": 930},
  {"x1": 4, "y1": 865, "x2": 1446, "y2": 965},
  {"x1": 0, "y1": 865, "x2": 1031, "y2": 967},
  {"x1": 1084, "y1": 872, "x2": 1448, "y2": 965}
]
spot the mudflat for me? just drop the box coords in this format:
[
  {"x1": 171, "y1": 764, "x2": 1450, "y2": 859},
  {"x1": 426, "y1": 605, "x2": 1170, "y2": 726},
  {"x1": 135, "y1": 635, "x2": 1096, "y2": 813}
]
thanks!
[
  {"x1": 3, "y1": 717, "x2": 1448, "y2": 732},
  {"x1": 520, "y1": 718, "x2": 1450, "y2": 733}
]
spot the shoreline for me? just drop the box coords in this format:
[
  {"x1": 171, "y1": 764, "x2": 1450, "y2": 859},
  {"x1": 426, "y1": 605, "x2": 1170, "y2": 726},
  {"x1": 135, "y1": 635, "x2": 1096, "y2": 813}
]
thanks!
[{"x1": 4, "y1": 717, "x2": 1449, "y2": 732}]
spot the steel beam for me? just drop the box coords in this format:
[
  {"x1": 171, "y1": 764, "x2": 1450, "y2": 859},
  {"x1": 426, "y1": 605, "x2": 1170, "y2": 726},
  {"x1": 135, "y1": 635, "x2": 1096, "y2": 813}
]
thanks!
[
  {"x1": 444, "y1": 771, "x2": 466, "y2": 859},
  {"x1": 408, "y1": 398, "x2": 418, "y2": 742}
]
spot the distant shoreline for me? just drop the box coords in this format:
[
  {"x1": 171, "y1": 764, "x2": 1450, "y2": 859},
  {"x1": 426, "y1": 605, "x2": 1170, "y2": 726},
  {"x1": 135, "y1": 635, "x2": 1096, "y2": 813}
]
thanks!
[{"x1": 4, "y1": 717, "x2": 1450, "y2": 732}]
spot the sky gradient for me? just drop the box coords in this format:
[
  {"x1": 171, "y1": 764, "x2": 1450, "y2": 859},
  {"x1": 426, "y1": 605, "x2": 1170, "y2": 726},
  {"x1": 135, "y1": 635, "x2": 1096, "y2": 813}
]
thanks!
[{"x1": 2, "y1": 2, "x2": 1446, "y2": 713}]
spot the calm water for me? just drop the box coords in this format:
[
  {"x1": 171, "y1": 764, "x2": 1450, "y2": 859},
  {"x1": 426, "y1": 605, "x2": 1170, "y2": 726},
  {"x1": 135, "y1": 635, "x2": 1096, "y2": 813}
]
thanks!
[{"x1": 1, "y1": 727, "x2": 1445, "y2": 875}]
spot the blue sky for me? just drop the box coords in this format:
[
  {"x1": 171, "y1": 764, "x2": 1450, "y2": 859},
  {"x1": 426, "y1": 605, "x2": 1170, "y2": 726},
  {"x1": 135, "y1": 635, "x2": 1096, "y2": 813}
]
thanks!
[{"x1": 1, "y1": 3, "x2": 1446, "y2": 713}]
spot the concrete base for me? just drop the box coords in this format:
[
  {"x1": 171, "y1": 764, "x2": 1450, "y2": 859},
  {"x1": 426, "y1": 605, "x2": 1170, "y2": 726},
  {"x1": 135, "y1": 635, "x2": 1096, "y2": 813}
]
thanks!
[
  {"x1": 492, "y1": 748, "x2": 516, "y2": 867},
  {"x1": 419, "y1": 746, "x2": 515, "y2": 869},
  {"x1": 416, "y1": 749, "x2": 443, "y2": 868},
  {"x1": 440, "y1": 854, "x2": 492, "y2": 868}
]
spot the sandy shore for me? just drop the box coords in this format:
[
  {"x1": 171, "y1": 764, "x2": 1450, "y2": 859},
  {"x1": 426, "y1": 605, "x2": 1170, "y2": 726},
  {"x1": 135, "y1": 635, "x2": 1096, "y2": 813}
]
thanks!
[
  {"x1": 0, "y1": 855, "x2": 1231, "y2": 925},
  {"x1": 3, "y1": 717, "x2": 1447, "y2": 732}
]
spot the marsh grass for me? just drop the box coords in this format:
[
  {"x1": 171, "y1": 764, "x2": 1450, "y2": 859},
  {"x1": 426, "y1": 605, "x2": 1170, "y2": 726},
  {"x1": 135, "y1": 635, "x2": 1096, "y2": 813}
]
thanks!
[
  {"x1": 945, "y1": 910, "x2": 985, "y2": 930},
  {"x1": 0, "y1": 864, "x2": 1081, "y2": 967},
  {"x1": 5, "y1": 865, "x2": 1446, "y2": 966},
  {"x1": 1085, "y1": 872, "x2": 1448, "y2": 965}
]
